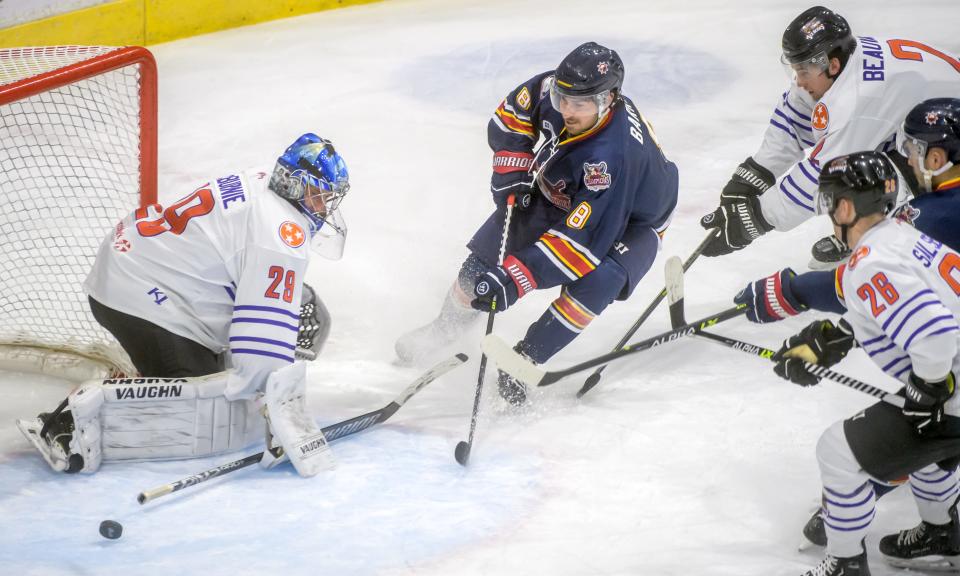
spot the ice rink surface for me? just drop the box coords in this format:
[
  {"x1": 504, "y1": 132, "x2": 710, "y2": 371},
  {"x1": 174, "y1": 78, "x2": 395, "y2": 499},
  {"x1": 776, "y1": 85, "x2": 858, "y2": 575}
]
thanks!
[{"x1": 2, "y1": 0, "x2": 959, "y2": 574}]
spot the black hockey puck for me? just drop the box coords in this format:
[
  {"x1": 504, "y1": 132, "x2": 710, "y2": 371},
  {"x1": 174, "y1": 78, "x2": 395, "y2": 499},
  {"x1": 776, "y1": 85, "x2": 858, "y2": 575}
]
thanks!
[{"x1": 99, "y1": 519, "x2": 123, "y2": 540}]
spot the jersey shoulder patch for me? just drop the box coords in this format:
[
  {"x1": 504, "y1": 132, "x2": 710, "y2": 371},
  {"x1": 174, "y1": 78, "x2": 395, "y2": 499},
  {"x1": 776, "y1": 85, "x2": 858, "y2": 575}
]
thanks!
[
  {"x1": 516, "y1": 86, "x2": 531, "y2": 111},
  {"x1": 278, "y1": 221, "x2": 306, "y2": 248},
  {"x1": 582, "y1": 161, "x2": 611, "y2": 192}
]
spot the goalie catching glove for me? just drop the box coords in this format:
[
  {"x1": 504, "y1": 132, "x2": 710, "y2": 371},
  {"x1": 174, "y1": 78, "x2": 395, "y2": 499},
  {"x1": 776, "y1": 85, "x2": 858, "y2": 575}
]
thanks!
[
  {"x1": 700, "y1": 157, "x2": 775, "y2": 257},
  {"x1": 772, "y1": 318, "x2": 855, "y2": 386}
]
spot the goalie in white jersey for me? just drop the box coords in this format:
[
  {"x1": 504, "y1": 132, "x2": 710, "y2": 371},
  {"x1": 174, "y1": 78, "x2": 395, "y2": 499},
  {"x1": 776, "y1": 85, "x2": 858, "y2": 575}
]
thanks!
[
  {"x1": 769, "y1": 152, "x2": 960, "y2": 575},
  {"x1": 700, "y1": 5, "x2": 960, "y2": 269},
  {"x1": 17, "y1": 133, "x2": 349, "y2": 478}
]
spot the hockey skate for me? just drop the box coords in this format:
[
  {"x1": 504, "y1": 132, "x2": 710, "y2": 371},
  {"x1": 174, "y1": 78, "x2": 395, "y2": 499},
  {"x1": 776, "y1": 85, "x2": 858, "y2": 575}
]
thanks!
[
  {"x1": 801, "y1": 548, "x2": 870, "y2": 576},
  {"x1": 802, "y1": 509, "x2": 828, "y2": 548},
  {"x1": 395, "y1": 287, "x2": 480, "y2": 365},
  {"x1": 16, "y1": 410, "x2": 84, "y2": 473},
  {"x1": 808, "y1": 234, "x2": 851, "y2": 270},
  {"x1": 878, "y1": 507, "x2": 960, "y2": 572},
  {"x1": 496, "y1": 342, "x2": 534, "y2": 407}
]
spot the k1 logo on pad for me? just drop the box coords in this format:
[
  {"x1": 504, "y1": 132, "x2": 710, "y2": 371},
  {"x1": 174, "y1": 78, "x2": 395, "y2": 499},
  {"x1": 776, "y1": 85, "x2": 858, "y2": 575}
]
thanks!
[{"x1": 279, "y1": 221, "x2": 306, "y2": 248}]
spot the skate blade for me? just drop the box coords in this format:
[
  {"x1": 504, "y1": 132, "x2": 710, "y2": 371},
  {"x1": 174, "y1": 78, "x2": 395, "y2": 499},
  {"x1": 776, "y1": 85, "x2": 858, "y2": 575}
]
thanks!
[
  {"x1": 15, "y1": 418, "x2": 67, "y2": 472},
  {"x1": 883, "y1": 553, "x2": 960, "y2": 572}
]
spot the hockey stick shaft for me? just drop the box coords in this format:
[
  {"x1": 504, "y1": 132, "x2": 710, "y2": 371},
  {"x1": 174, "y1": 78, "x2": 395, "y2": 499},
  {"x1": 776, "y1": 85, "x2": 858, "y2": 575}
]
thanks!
[
  {"x1": 662, "y1": 260, "x2": 904, "y2": 408},
  {"x1": 138, "y1": 353, "x2": 468, "y2": 504},
  {"x1": 694, "y1": 331, "x2": 904, "y2": 408},
  {"x1": 577, "y1": 231, "x2": 717, "y2": 395},
  {"x1": 481, "y1": 304, "x2": 746, "y2": 390},
  {"x1": 456, "y1": 195, "x2": 516, "y2": 466}
]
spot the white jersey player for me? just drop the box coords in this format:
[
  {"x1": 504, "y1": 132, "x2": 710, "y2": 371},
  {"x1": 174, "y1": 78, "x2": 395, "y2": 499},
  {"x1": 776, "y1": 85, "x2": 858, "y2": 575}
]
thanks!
[
  {"x1": 770, "y1": 152, "x2": 960, "y2": 576},
  {"x1": 18, "y1": 133, "x2": 349, "y2": 478},
  {"x1": 700, "y1": 6, "x2": 960, "y2": 268}
]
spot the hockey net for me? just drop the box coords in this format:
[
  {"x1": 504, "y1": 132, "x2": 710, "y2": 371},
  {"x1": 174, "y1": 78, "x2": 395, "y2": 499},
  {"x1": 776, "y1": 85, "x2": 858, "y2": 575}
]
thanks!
[{"x1": 0, "y1": 46, "x2": 158, "y2": 381}]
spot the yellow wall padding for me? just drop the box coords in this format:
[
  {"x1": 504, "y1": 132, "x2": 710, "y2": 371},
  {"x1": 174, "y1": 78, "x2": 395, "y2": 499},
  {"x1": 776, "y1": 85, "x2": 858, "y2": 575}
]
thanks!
[{"x1": 0, "y1": 0, "x2": 381, "y2": 48}]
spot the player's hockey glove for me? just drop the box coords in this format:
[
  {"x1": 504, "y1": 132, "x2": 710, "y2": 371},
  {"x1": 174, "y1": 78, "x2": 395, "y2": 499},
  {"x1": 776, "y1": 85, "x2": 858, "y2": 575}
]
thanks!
[
  {"x1": 903, "y1": 371, "x2": 956, "y2": 435},
  {"x1": 772, "y1": 318, "x2": 855, "y2": 386},
  {"x1": 735, "y1": 268, "x2": 808, "y2": 324},
  {"x1": 494, "y1": 185, "x2": 534, "y2": 211},
  {"x1": 700, "y1": 157, "x2": 775, "y2": 257},
  {"x1": 471, "y1": 256, "x2": 537, "y2": 313}
]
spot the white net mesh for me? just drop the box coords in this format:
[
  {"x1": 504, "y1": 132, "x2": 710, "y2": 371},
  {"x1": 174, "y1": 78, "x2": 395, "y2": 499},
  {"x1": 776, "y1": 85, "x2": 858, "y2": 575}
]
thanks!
[{"x1": 0, "y1": 46, "x2": 147, "y2": 378}]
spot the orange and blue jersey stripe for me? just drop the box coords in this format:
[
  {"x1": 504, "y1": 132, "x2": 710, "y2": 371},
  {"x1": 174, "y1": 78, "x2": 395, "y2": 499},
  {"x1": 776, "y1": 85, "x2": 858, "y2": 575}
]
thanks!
[
  {"x1": 550, "y1": 290, "x2": 596, "y2": 333},
  {"x1": 536, "y1": 230, "x2": 599, "y2": 280},
  {"x1": 493, "y1": 100, "x2": 534, "y2": 138}
]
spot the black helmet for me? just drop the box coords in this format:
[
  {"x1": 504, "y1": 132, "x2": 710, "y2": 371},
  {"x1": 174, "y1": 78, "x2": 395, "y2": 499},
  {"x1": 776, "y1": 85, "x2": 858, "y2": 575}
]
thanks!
[
  {"x1": 554, "y1": 42, "x2": 624, "y2": 97},
  {"x1": 818, "y1": 151, "x2": 898, "y2": 218},
  {"x1": 901, "y1": 97, "x2": 960, "y2": 164},
  {"x1": 781, "y1": 6, "x2": 856, "y2": 69}
]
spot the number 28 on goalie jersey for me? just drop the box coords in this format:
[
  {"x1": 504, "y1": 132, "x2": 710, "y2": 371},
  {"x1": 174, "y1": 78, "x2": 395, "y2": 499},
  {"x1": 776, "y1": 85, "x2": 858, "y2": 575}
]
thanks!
[
  {"x1": 840, "y1": 219, "x2": 960, "y2": 418},
  {"x1": 85, "y1": 169, "x2": 312, "y2": 398}
]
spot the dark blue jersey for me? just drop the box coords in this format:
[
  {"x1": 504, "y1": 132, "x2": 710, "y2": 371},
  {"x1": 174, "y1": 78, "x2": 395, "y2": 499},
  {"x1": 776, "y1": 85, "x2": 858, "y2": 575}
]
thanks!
[{"x1": 487, "y1": 71, "x2": 679, "y2": 290}]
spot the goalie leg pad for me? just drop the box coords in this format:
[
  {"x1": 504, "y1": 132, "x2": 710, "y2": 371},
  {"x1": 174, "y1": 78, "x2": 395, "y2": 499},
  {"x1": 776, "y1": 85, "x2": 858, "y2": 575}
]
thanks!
[
  {"x1": 260, "y1": 362, "x2": 334, "y2": 477},
  {"x1": 20, "y1": 373, "x2": 263, "y2": 473}
]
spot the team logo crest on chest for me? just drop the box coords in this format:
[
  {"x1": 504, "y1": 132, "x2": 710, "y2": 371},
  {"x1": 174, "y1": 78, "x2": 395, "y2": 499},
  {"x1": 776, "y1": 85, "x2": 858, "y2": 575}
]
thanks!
[
  {"x1": 279, "y1": 221, "x2": 306, "y2": 248},
  {"x1": 812, "y1": 102, "x2": 829, "y2": 131},
  {"x1": 583, "y1": 161, "x2": 611, "y2": 192}
]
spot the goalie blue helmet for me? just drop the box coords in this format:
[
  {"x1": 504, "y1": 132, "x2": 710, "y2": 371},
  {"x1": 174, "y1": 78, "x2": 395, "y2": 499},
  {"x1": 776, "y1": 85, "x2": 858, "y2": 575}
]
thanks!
[{"x1": 269, "y1": 133, "x2": 350, "y2": 259}]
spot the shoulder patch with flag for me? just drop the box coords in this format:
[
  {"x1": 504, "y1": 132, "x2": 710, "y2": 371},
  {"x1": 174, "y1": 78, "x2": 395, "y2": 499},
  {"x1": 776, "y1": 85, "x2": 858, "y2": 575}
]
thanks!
[{"x1": 279, "y1": 221, "x2": 306, "y2": 248}]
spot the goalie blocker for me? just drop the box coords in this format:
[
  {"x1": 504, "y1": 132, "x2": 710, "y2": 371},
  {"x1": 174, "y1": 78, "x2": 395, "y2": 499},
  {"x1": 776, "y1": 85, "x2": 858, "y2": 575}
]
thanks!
[{"x1": 17, "y1": 362, "x2": 332, "y2": 477}]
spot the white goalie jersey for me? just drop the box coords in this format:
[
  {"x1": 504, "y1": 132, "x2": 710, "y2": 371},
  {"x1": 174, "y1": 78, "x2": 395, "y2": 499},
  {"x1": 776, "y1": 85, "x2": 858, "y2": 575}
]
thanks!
[
  {"x1": 85, "y1": 169, "x2": 311, "y2": 399},
  {"x1": 840, "y1": 219, "x2": 960, "y2": 417},
  {"x1": 755, "y1": 35, "x2": 960, "y2": 231}
]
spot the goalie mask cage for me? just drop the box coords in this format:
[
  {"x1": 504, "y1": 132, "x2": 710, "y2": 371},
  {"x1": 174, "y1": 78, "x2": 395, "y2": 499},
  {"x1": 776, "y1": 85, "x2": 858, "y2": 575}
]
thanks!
[{"x1": 0, "y1": 46, "x2": 157, "y2": 380}]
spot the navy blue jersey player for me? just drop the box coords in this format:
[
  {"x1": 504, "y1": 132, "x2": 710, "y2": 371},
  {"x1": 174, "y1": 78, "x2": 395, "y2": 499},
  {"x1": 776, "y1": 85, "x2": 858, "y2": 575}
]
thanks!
[{"x1": 395, "y1": 42, "x2": 678, "y2": 405}]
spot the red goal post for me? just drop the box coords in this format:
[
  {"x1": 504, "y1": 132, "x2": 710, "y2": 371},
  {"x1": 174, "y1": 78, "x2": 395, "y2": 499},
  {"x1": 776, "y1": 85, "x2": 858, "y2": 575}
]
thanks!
[{"x1": 0, "y1": 46, "x2": 158, "y2": 380}]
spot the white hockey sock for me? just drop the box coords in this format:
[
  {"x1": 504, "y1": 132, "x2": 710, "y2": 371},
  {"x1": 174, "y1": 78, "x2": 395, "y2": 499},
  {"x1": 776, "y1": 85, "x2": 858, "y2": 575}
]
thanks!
[
  {"x1": 817, "y1": 421, "x2": 876, "y2": 558},
  {"x1": 911, "y1": 464, "x2": 960, "y2": 525}
]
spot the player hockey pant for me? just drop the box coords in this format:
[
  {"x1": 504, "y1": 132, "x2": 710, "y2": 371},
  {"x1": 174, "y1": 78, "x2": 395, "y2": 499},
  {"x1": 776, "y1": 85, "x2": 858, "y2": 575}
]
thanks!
[
  {"x1": 89, "y1": 296, "x2": 224, "y2": 377},
  {"x1": 816, "y1": 402, "x2": 960, "y2": 558},
  {"x1": 465, "y1": 206, "x2": 659, "y2": 364}
]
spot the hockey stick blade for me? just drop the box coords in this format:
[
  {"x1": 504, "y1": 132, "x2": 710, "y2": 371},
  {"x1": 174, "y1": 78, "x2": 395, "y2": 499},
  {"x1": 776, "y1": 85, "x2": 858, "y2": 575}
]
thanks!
[
  {"x1": 576, "y1": 231, "x2": 717, "y2": 395},
  {"x1": 137, "y1": 353, "x2": 468, "y2": 504},
  {"x1": 482, "y1": 304, "x2": 747, "y2": 391},
  {"x1": 664, "y1": 255, "x2": 685, "y2": 328}
]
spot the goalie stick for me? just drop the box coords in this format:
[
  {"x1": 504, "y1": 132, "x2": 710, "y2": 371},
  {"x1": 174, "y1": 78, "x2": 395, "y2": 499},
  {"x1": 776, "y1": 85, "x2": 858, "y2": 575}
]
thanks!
[
  {"x1": 662, "y1": 256, "x2": 904, "y2": 408},
  {"x1": 481, "y1": 303, "x2": 747, "y2": 391},
  {"x1": 577, "y1": 231, "x2": 717, "y2": 397},
  {"x1": 137, "y1": 353, "x2": 468, "y2": 504}
]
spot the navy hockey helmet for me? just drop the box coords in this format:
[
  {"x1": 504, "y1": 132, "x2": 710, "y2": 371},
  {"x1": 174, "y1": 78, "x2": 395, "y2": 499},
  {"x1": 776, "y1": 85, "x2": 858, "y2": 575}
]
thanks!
[
  {"x1": 818, "y1": 151, "x2": 898, "y2": 219},
  {"x1": 550, "y1": 42, "x2": 624, "y2": 126},
  {"x1": 269, "y1": 133, "x2": 350, "y2": 259},
  {"x1": 899, "y1": 97, "x2": 960, "y2": 164},
  {"x1": 781, "y1": 7, "x2": 856, "y2": 75},
  {"x1": 553, "y1": 42, "x2": 624, "y2": 98},
  {"x1": 897, "y1": 98, "x2": 960, "y2": 194}
]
